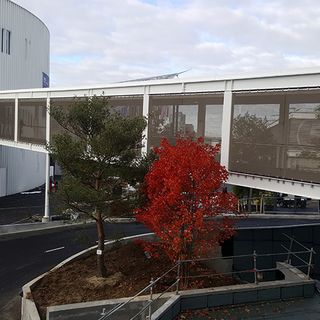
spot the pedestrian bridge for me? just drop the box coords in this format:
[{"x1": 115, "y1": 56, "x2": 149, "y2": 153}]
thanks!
[{"x1": 0, "y1": 68, "x2": 319, "y2": 200}]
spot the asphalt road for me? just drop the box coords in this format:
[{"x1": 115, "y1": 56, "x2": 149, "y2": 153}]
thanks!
[
  {"x1": 0, "y1": 186, "x2": 61, "y2": 225},
  {"x1": 0, "y1": 222, "x2": 149, "y2": 319},
  {"x1": 2, "y1": 218, "x2": 320, "y2": 318},
  {"x1": 236, "y1": 217, "x2": 320, "y2": 228}
]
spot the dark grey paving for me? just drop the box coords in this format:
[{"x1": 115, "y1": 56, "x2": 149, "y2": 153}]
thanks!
[
  {"x1": 236, "y1": 218, "x2": 320, "y2": 229},
  {"x1": 181, "y1": 294, "x2": 320, "y2": 319}
]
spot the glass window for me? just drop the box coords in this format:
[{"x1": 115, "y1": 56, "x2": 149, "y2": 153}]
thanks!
[
  {"x1": 148, "y1": 96, "x2": 198, "y2": 149},
  {"x1": 109, "y1": 97, "x2": 143, "y2": 118},
  {"x1": 230, "y1": 94, "x2": 282, "y2": 177},
  {"x1": 18, "y1": 99, "x2": 46, "y2": 144},
  {"x1": 205, "y1": 105, "x2": 223, "y2": 145},
  {"x1": 148, "y1": 104, "x2": 175, "y2": 148},
  {"x1": 0, "y1": 100, "x2": 14, "y2": 140},
  {"x1": 176, "y1": 105, "x2": 198, "y2": 137},
  {"x1": 285, "y1": 98, "x2": 320, "y2": 183},
  {"x1": 1, "y1": 28, "x2": 11, "y2": 55},
  {"x1": 5, "y1": 30, "x2": 10, "y2": 55},
  {"x1": 1, "y1": 28, "x2": 4, "y2": 53},
  {"x1": 148, "y1": 94, "x2": 223, "y2": 150},
  {"x1": 50, "y1": 98, "x2": 74, "y2": 139},
  {"x1": 229, "y1": 91, "x2": 320, "y2": 184},
  {"x1": 50, "y1": 96, "x2": 143, "y2": 140},
  {"x1": 288, "y1": 103, "x2": 320, "y2": 146}
]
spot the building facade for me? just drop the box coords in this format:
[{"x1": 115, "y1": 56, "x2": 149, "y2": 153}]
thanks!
[
  {"x1": 0, "y1": 69, "x2": 320, "y2": 203},
  {"x1": 0, "y1": 0, "x2": 49, "y2": 197},
  {"x1": 0, "y1": 0, "x2": 49, "y2": 90}
]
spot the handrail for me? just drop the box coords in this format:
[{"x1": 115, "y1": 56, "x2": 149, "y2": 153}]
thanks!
[
  {"x1": 98, "y1": 233, "x2": 315, "y2": 320},
  {"x1": 98, "y1": 280, "x2": 155, "y2": 320},
  {"x1": 282, "y1": 233, "x2": 317, "y2": 254},
  {"x1": 99, "y1": 263, "x2": 179, "y2": 320},
  {"x1": 179, "y1": 250, "x2": 310, "y2": 263},
  {"x1": 129, "y1": 280, "x2": 179, "y2": 320}
]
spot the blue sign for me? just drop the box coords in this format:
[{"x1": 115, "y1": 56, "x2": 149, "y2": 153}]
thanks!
[{"x1": 42, "y1": 72, "x2": 49, "y2": 88}]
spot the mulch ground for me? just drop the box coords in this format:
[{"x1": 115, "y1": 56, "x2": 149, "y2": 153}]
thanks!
[{"x1": 32, "y1": 242, "x2": 238, "y2": 319}]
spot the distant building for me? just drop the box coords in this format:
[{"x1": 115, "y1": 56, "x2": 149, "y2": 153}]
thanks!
[
  {"x1": 0, "y1": 0, "x2": 49, "y2": 90},
  {"x1": 0, "y1": 0, "x2": 50, "y2": 197}
]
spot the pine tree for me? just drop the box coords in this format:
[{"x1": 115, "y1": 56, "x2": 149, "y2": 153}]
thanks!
[{"x1": 48, "y1": 96, "x2": 146, "y2": 277}]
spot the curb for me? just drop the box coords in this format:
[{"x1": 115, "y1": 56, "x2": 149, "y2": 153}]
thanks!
[
  {"x1": 0, "y1": 217, "x2": 136, "y2": 236},
  {"x1": 226, "y1": 213, "x2": 320, "y2": 220},
  {"x1": 1, "y1": 214, "x2": 320, "y2": 236},
  {"x1": 21, "y1": 233, "x2": 155, "y2": 320},
  {"x1": 244, "y1": 213, "x2": 320, "y2": 220}
]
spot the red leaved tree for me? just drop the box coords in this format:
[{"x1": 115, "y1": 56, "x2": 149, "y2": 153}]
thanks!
[{"x1": 136, "y1": 138, "x2": 238, "y2": 265}]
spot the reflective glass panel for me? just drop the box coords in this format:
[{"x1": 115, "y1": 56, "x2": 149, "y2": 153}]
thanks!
[
  {"x1": 176, "y1": 105, "x2": 198, "y2": 137},
  {"x1": 205, "y1": 105, "x2": 223, "y2": 145},
  {"x1": 109, "y1": 97, "x2": 143, "y2": 118},
  {"x1": 18, "y1": 99, "x2": 46, "y2": 144},
  {"x1": 285, "y1": 99, "x2": 320, "y2": 183},
  {"x1": 230, "y1": 91, "x2": 320, "y2": 184},
  {"x1": 230, "y1": 94, "x2": 282, "y2": 177},
  {"x1": 50, "y1": 98, "x2": 84, "y2": 139},
  {"x1": 148, "y1": 95, "x2": 223, "y2": 150},
  {"x1": 0, "y1": 100, "x2": 14, "y2": 140}
]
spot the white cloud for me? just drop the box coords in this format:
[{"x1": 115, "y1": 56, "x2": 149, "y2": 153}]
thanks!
[{"x1": 13, "y1": 0, "x2": 320, "y2": 87}]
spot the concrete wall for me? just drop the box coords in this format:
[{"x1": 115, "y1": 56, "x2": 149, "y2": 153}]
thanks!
[
  {"x1": 232, "y1": 225, "x2": 320, "y2": 281},
  {"x1": 154, "y1": 281, "x2": 315, "y2": 320},
  {"x1": 46, "y1": 263, "x2": 315, "y2": 320}
]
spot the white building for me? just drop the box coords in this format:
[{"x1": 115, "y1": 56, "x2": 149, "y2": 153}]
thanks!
[
  {"x1": 0, "y1": 0, "x2": 49, "y2": 197},
  {"x1": 0, "y1": 0, "x2": 49, "y2": 90}
]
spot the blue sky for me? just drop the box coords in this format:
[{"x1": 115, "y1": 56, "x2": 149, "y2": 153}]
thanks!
[{"x1": 13, "y1": 0, "x2": 320, "y2": 87}]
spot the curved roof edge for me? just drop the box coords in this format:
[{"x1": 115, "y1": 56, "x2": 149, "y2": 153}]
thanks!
[{"x1": 5, "y1": 0, "x2": 50, "y2": 35}]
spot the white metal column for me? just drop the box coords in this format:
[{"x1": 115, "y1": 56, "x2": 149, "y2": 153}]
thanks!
[
  {"x1": 43, "y1": 97, "x2": 51, "y2": 222},
  {"x1": 142, "y1": 86, "x2": 150, "y2": 154},
  {"x1": 220, "y1": 82, "x2": 233, "y2": 169}
]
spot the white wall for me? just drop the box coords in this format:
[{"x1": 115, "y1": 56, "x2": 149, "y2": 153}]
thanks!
[
  {"x1": 0, "y1": 168, "x2": 6, "y2": 196},
  {"x1": 0, "y1": 0, "x2": 50, "y2": 90},
  {"x1": 0, "y1": 145, "x2": 45, "y2": 195}
]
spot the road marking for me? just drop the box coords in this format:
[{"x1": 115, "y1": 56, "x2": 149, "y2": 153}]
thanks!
[
  {"x1": 44, "y1": 246, "x2": 65, "y2": 253},
  {"x1": 20, "y1": 191, "x2": 42, "y2": 195},
  {"x1": 15, "y1": 262, "x2": 34, "y2": 271},
  {"x1": 96, "y1": 239, "x2": 111, "y2": 243}
]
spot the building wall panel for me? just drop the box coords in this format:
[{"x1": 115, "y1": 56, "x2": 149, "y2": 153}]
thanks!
[
  {"x1": 0, "y1": 0, "x2": 50, "y2": 90},
  {"x1": 0, "y1": 145, "x2": 45, "y2": 195}
]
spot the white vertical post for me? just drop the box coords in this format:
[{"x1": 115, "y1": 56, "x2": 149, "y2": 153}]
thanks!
[
  {"x1": 43, "y1": 97, "x2": 51, "y2": 222},
  {"x1": 220, "y1": 81, "x2": 233, "y2": 169},
  {"x1": 14, "y1": 97, "x2": 18, "y2": 142},
  {"x1": 142, "y1": 86, "x2": 150, "y2": 155}
]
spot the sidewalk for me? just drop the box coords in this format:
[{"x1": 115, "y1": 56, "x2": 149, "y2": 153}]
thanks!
[
  {"x1": 179, "y1": 293, "x2": 320, "y2": 319},
  {"x1": 0, "y1": 217, "x2": 136, "y2": 236}
]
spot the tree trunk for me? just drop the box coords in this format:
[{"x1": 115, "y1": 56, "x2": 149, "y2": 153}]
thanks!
[
  {"x1": 94, "y1": 175, "x2": 107, "y2": 278},
  {"x1": 96, "y1": 210, "x2": 107, "y2": 278}
]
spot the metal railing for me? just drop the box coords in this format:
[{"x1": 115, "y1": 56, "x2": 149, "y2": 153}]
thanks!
[
  {"x1": 282, "y1": 233, "x2": 316, "y2": 278},
  {"x1": 98, "y1": 263, "x2": 180, "y2": 320},
  {"x1": 97, "y1": 233, "x2": 315, "y2": 320}
]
